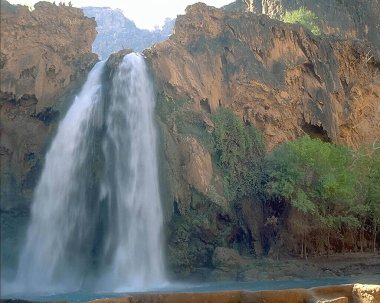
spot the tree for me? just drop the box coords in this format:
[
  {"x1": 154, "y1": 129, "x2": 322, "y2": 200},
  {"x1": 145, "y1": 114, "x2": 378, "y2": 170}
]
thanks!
[
  {"x1": 352, "y1": 142, "x2": 380, "y2": 252},
  {"x1": 264, "y1": 137, "x2": 356, "y2": 255},
  {"x1": 282, "y1": 7, "x2": 321, "y2": 36}
]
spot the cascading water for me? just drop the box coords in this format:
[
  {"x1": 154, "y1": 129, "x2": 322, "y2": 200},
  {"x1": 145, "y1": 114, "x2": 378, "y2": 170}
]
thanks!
[
  {"x1": 14, "y1": 61, "x2": 106, "y2": 293},
  {"x1": 13, "y1": 53, "x2": 166, "y2": 294},
  {"x1": 101, "y1": 53, "x2": 166, "y2": 290}
]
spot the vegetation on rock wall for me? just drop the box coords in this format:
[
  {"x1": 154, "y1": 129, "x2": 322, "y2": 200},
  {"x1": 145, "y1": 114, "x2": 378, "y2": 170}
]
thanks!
[
  {"x1": 209, "y1": 109, "x2": 379, "y2": 256},
  {"x1": 167, "y1": 189, "x2": 239, "y2": 275},
  {"x1": 156, "y1": 93, "x2": 213, "y2": 149},
  {"x1": 263, "y1": 137, "x2": 380, "y2": 256},
  {"x1": 212, "y1": 108, "x2": 265, "y2": 201},
  {"x1": 282, "y1": 7, "x2": 321, "y2": 35},
  {"x1": 149, "y1": 1, "x2": 380, "y2": 273},
  {"x1": 159, "y1": 92, "x2": 380, "y2": 263}
]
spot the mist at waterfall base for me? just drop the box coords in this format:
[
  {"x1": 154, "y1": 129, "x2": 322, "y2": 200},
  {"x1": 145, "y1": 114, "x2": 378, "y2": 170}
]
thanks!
[{"x1": 4, "y1": 53, "x2": 167, "y2": 295}]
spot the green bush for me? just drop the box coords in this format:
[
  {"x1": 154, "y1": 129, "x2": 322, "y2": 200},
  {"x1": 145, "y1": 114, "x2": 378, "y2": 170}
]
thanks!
[
  {"x1": 351, "y1": 143, "x2": 380, "y2": 252},
  {"x1": 212, "y1": 108, "x2": 265, "y2": 201},
  {"x1": 282, "y1": 7, "x2": 321, "y2": 36},
  {"x1": 156, "y1": 93, "x2": 213, "y2": 150},
  {"x1": 263, "y1": 136, "x2": 380, "y2": 254},
  {"x1": 264, "y1": 137, "x2": 355, "y2": 226}
]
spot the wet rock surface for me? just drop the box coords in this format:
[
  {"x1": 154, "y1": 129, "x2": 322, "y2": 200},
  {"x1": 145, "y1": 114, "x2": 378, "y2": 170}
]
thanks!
[{"x1": 353, "y1": 284, "x2": 380, "y2": 303}]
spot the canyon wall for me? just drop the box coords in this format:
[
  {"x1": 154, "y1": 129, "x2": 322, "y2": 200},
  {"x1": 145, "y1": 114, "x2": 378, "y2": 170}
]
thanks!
[
  {"x1": 0, "y1": 0, "x2": 97, "y2": 277},
  {"x1": 0, "y1": 0, "x2": 98, "y2": 211},
  {"x1": 148, "y1": 3, "x2": 380, "y2": 151},
  {"x1": 1, "y1": 0, "x2": 379, "y2": 280},
  {"x1": 145, "y1": 2, "x2": 380, "y2": 276},
  {"x1": 225, "y1": 0, "x2": 380, "y2": 50}
]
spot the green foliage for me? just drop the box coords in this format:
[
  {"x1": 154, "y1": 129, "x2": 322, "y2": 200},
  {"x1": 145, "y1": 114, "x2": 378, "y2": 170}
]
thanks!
[
  {"x1": 156, "y1": 92, "x2": 379, "y2": 254},
  {"x1": 282, "y1": 7, "x2": 321, "y2": 36},
  {"x1": 264, "y1": 136, "x2": 356, "y2": 230},
  {"x1": 155, "y1": 93, "x2": 187, "y2": 126},
  {"x1": 264, "y1": 136, "x2": 380, "y2": 254},
  {"x1": 351, "y1": 143, "x2": 380, "y2": 229},
  {"x1": 157, "y1": 100, "x2": 266, "y2": 201},
  {"x1": 156, "y1": 93, "x2": 214, "y2": 150},
  {"x1": 212, "y1": 108, "x2": 265, "y2": 201}
]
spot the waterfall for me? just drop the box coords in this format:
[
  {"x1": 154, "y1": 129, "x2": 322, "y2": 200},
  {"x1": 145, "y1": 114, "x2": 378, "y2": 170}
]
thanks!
[
  {"x1": 101, "y1": 53, "x2": 166, "y2": 290},
  {"x1": 13, "y1": 53, "x2": 166, "y2": 294}
]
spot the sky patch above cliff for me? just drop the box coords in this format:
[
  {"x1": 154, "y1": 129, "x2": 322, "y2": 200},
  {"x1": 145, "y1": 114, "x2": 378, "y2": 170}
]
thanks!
[{"x1": 8, "y1": 0, "x2": 232, "y2": 29}]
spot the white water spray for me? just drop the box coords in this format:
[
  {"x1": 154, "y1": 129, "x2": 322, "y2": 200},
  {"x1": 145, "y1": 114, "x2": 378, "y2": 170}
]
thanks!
[
  {"x1": 101, "y1": 53, "x2": 166, "y2": 290},
  {"x1": 12, "y1": 53, "x2": 166, "y2": 294}
]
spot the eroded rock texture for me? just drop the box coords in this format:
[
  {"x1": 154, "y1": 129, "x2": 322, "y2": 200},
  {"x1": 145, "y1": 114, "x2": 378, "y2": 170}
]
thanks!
[
  {"x1": 225, "y1": 0, "x2": 380, "y2": 50},
  {"x1": 0, "y1": 0, "x2": 98, "y2": 210},
  {"x1": 147, "y1": 3, "x2": 380, "y2": 151},
  {"x1": 145, "y1": 3, "x2": 380, "y2": 275}
]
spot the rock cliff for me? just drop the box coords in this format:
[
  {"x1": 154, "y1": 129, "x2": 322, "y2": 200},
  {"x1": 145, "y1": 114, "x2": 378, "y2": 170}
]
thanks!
[
  {"x1": 147, "y1": 3, "x2": 380, "y2": 151},
  {"x1": 1, "y1": 0, "x2": 379, "y2": 282},
  {"x1": 0, "y1": 0, "x2": 98, "y2": 210},
  {"x1": 225, "y1": 0, "x2": 380, "y2": 50},
  {"x1": 145, "y1": 2, "x2": 380, "y2": 275}
]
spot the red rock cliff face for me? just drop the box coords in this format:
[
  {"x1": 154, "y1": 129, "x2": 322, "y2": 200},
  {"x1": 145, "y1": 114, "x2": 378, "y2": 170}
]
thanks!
[
  {"x1": 226, "y1": 0, "x2": 380, "y2": 50},
  {"x1": 0, "y1": 0, "x2": 98, "y2": 210},
  {"x1": 1, "y1": 0, "x2": 97, "y2": 110},
  {"x1": 147, "y1": 3, "x2": 380, "y2": 151},
  {"x1": 145, "y1": 3, "x2": 380, "y2": 273}
]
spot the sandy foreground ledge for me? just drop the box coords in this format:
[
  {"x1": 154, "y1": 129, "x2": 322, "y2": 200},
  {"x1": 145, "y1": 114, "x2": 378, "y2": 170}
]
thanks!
[{"x1": 91, "y1": 284, "x2": 380, "y2": 303}]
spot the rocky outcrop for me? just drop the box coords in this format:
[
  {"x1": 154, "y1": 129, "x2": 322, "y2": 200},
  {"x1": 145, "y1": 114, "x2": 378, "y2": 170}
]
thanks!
[
  {"x1": 147, "y1": 3, "x2": 380, "y2": 151},
  {"x1": 353, "y1": 284, "x2": 380, "y2": 303},
  {"x1": 145, "y1": 2, "x2": 380, "y2": 274},
  {"x1": 1, "y1": 0, "x2": 97, "y2": 111},
  {"x1": 0, "y1": 0, "x2": 98, "y2": 210},
  {"x1": 224, "y1": 0, "x2": 380, "y2": 50}
]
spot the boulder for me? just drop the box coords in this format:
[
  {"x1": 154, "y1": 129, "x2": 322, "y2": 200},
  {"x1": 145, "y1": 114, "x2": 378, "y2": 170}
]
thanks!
[
  {"x1": 212, "y1": 247, "x2": 246, "y2": 269},
  {"x1": 353, "y1": 284, "x2": 380, "y2": 303}
]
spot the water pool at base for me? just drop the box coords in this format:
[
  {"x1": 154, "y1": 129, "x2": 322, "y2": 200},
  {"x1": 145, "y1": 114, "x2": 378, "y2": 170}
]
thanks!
[{"x1": 3, "y1": 275, "x2": 379, "y2": 302}]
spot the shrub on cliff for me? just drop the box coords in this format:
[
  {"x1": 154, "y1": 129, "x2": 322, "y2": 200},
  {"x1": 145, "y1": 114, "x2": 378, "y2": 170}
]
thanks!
[
  {"x1": 264, "y1": 136, "x2": 355, "y2": 228},
  {"x1": 351, "y1": 143, "x2": 380, "y2": 252},
  {"x1": 212, "y1": 108, "x2": 265, "y2": 201},
  {"x1": 263, "y1": 136, "x2": 380, "y2": 255},
  {"x1": 282, "y1": 7, "x2": 321, "y2": 36}
]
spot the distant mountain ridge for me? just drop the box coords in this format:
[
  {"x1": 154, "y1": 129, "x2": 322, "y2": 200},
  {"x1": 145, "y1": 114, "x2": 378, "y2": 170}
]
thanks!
[{"x1": 83, "y1": 7, "x2": 175, "y2": 59}]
